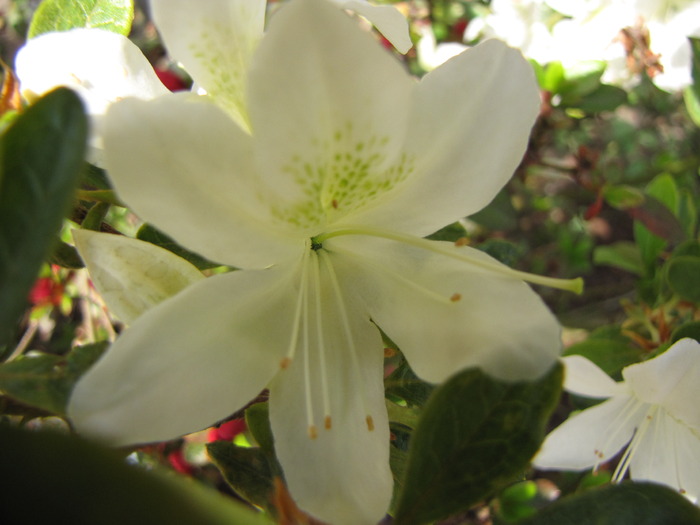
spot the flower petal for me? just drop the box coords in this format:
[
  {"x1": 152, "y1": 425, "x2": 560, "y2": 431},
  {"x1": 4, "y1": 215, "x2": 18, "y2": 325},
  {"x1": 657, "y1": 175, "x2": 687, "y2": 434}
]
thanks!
[
  {"x1": 630, "y1": 408, "x2": 700, "y2": 503},
  {"x1": 68, "y1": 264, "x2": 301, "y2": 445},
  {"x1": 329, "y1": 236, "x2": 561, "y2": 382},
  {"x1": 103, "y1": 94, "x2": 303, "y2": 269},
  {"x1": 623, "y1": 338, "x2": 700, "y2": 429},
  {"x1": 150, "y1": 0, "x2": 265, "y2": 130},
  {"x1": 562, "y1": 355, "x2": 625, "y2": 399},
  {"x1": 268, "y1": 251, "x2": 392, "y2": 525},
  {"x1": 533, "y1": 395, "x2": 645, "y2": 471},
  {"x1": 340, "y1": 0, "x2": 412, "y2": 53},
  {"x1": 15, "y1": 28, "x2": 168, "y2": 165},
  {"x1": 73, "y1": 229, "x2": 203, "y2": 324},
  {"x1": 350, "y1": 39, "x2": 541, "y2": 236},
  {"x1": 246, "y1": 0, "x2": 413, "y2": 233}
]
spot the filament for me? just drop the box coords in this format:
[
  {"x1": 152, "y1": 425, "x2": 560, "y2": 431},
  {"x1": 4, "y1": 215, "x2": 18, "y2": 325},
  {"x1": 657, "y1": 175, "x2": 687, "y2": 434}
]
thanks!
[
  {"x1": 314, "y1": 226, "x2": 584, "y2": 294},
  {"x1": 311, "y1": 251, "x2": 333, "y2": 430}
]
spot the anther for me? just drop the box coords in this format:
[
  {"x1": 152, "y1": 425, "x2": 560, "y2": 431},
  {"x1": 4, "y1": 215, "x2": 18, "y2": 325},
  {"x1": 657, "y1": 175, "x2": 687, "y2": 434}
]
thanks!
[
  {"x1": 366, "y1": 415, "x2": 375, "y2": 431},
  {"x1": 384, "y1": 347, "x2": 397, "y2": 358},
  {"x1": 454, "y1": 237, "x2": 469, "y2": 247},
  {"x1": 324, "y1": 416, "x2": 332, "y2": 430},
  {"x1": 332, "y1": 199, "x2": 339, "y2": 209},
  {"x1": 308, "y1": 425, "x2": 318, "y2": 439},
  {"x1": 450, "y1": 293, "x2": 462, "y2": 302},
  {"x1": 280, "y1": 357, "x2": 292, "y2": 369}
]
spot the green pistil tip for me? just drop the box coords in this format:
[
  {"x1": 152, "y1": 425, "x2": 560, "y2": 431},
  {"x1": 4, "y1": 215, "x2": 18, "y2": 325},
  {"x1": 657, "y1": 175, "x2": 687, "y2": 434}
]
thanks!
[{"x1": 570, "y1": 277, "x2": 585, "y2": 295}]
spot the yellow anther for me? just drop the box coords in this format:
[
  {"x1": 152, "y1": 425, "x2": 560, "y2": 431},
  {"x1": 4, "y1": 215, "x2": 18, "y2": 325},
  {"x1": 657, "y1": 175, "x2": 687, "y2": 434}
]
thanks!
[
  {"x1": 366, "y1": 415, "x2": 375, "y2": 432},
  {"x1": 280, "y1": 357, "x2": 292, "y2": 370},
  {"x1": 450, "y1": 293, "x2": 462, "y2": 302},
  {"x1": 308, "y1": 425, "x2": 318, "y2": 439},
  {"x1": 324, "y1": 416, "x2": 332, "y2": 430}
]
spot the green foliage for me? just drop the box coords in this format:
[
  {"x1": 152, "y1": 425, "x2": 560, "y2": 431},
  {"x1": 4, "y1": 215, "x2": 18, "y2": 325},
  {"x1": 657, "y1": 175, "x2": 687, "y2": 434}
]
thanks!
[
  {"x1": 0, "y1": 88, "x2": 87, "y2": 346},
  {"x1": 0, "y1": 423, "x2": 273, "y2": 525},
  {"x1": 393, "y1": 364, "x2": 563, "y2": 525},
  {"x1": 564, "y1": 327, "x2": 643, "y2": 379},
  {"x1": 137, "y1": 223, "x2": 221, "y2": 270},
  {"x1": 518, "y1": 482, "x2": 700, "y2": 525},
  {"x1": 0, "y1": 341, "x2": 106, "y2": 415},
  {"x1": 28, "y1": 0, "x2": 135, "y2": 38}
]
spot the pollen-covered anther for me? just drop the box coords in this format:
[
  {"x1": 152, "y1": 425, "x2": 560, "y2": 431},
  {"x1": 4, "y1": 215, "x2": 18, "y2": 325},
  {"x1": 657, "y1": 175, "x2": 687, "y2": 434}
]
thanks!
[
  {"x1": 366, "y1": 415, "x2": 375, "y2": 431},
  {"x1": 450, "y1": 293, "x2": 462, "y2": 302},
  {"x1": 324, "y1": 415, "x2": 332, "y2": 430},
  {"x1": 384, "y1": 347, "x2": 397, "y2": 358},
  {"x1": 454, "y1": 237, "x2": 469, "y2": 247},
  {"x1": 280, "y1": 357, "x2": 292, "y2": 370},
  {"x1": 308, "y1": 425, "x2": 318, "y2": 439}
]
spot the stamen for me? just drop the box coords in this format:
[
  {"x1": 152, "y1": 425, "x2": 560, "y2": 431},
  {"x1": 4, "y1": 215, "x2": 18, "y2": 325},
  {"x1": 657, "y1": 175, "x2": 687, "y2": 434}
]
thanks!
[
  {"x1": 281, "y1": 247, "x2": 311, "y2": 369},
  {"x1": 455, "y1": 237, "x2": 469, "y2": 247},
  {"x1": 314, "y1": 227, "x2": 584, "y2": 294},
  {"x1": 450, "y1": 293, "x2": 462, "y2": 302},
  {"x1": 308, "y1": 425, "x2": 318, "y2": 440},
  {"x1": 592, "y1": 396, "x2": 643, "y2": 472},
  {"x1": 301, "y1": 253, "x2": 316, "y2": 439},
  {"x1": 311, "y1": 251, "x2": 332, "y2": 431},
  {"x1": 612, "y1": 405, "x2": 657, "y2": 482},
  {"x1": 319, "y1": 249, "x2": 375, "y2": 432}
]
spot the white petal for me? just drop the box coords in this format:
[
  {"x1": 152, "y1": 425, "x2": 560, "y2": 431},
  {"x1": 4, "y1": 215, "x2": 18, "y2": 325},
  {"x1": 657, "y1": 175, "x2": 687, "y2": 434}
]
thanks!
[
  {"x1": 269, "y1": 251, "x2": 392, "y2": 525},
  {"x1": 340, "y1": 0, "x2": 412, "y2": 53},
  {"x1": 15, "y1": 28, "x2": 168, "y2": 165},
  {"x1": 150, "y1": 0, "x2": 265, "y2": 129},
  {"x1": 533, "y1": 395, "x2": 645, "y2": 471},
  {"x1": 68, "y1": 264, "x2": 301, "y2": 445},
  {"x1": 349, "y1": 39, "x2": 541, "y2": 236},
  {"x1": 623, "y1": 338, "x2": 700, "y2": 429},
  {"x1": 562, "y1": 355, "x2": 624, "y2": 399},
  {"x1": 630, "y1": 408, "x2": 700, "y2": 503},
  {"x1": 328, "y1": 236, "x2": 561, "y2": 382},
  {"x1": 103, "y1": 94, "x2": 303, "y2": 269},
  {"x1": 73, "y1": 229, "x2": 203, "y2": 324},
  {"x1": 246, "y1": 0, "x2": 413, "y2": 233}
]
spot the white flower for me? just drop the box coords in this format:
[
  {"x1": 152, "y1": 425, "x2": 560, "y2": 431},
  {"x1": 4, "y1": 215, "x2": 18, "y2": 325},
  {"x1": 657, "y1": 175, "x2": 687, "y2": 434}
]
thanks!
[
  {"x1": 416, "y1": 26, "x2": 468, "y2": 71},
  {"x1": 533, "y1": 338, "x2": 700, "y2": 503},
  {"x1": 66, "y1": 0, "x2": 579, "y2": 522}
]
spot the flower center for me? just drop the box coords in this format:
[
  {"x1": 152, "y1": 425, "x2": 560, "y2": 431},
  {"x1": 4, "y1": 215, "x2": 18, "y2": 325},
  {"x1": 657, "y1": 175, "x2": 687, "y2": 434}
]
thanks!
[{"x1": 270, "y1": 122, "x2": 414, "y2": 232}]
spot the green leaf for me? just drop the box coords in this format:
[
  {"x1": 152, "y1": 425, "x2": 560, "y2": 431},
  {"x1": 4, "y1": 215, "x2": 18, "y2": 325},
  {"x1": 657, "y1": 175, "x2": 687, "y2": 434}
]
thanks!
[
  {"x1": 689, "y1": 37, "x2": 700, "y2": 101},
  {"x1": 0, "y1": 88, "x2": 87, "y2": 346},
  {"x1": 603, "y1": 185, "x2": 645, "y2": 210},
  {"x1": 137, "y1": 223, "x2": 221, "y2": 270},
  {"x1": 571, "y1": 84, "x2": 628, "y2": 113},
  {"x1": 0, "y1": 342, "x2": 107, "y2": 415},
  {"x1": 665, "y1": 255, "x2": 700, "y2": 302},
  {"x1": 672, "y1": 321, "x2": 700, "y2": 343},
  {"x1": 384, "y1": 359, "x2": 434, "y2": 407},
  {"x1": 518, "y1": 482, "x2": 700, "y2": 525},
  {"x1": 593, "y1": 242, "x2": 643, "y2": 276},
  {"x1": 541, "y1": 61, "x2": 565, "y2": 93},
  {"x1": 393, "y1": 364, "x2": 563, "y2": 525},
  {"x1": 28, "y1": 0, "x2": 134, "y2": 38},
  {"x1": 49, "y1": 238, "x2": 86, "y2": 269},
  {"x1": 245, "y1": 401, "x2": 275, "y2": 455},
  {"x1": 207, "y1": 441, "x2": 281, "y2": 513},
  {"x1": 563, "y1": 337, "x2": 642, "y2": 379},
  {"x1": 0, "y1": 424, "x2": 273, "y2": 525}
]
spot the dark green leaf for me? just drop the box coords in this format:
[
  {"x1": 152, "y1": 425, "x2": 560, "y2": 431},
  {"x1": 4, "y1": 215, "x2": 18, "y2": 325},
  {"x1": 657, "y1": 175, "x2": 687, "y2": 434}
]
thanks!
[
  {"x1": 689, "y1": 37, "x2": 700, "y2": 101},
  {"x1": 518, "y1": 482, "x2": 700, "y2": 525},
  {"x1": 207, "y1": 441, "x2": 281, "y2": 513},
  {"x1": 49, "y1": 238, "x2": 86, "y2": 269},
  {"x1": 393, "y1": 364, "x2": 563, "y2": 525},
  {"x1": 81, "y1": 201, "x2": 111, "y2": 231},
  {"x1": 672, "y1": 321, "x2": 700, "y2": 343},
  {"x1": 665, "y1": 255, "x2": 700, "y2": 302},
  {"x1": 0, "y1": 341, "x2": 107, "y2": 415},
  {"x1": 29, "y1": 0, "x2": 134, "y2": 38},
  {"x1": 0, "y1": 88, "x2": 87, "y2": 346},
  {"x1": 571, "y1": 84, "x2": 628, "y2": 113},
  {"x1": 137, "y1": 223, "x2": 221, "y2": 270},
  {"x1": 0, "y1": 424, "x2": 273, "y2": 525}
]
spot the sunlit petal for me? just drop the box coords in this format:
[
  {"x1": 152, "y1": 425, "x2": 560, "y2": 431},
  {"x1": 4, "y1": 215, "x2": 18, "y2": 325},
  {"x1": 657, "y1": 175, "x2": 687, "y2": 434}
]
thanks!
[
  {"x1": 349, "y1": 39, "x2": 540, "y2": 236},
  {"x1": 329, "y1": 236, "x2": 561, "y2": 382},
  {"x1": 73, "y1": 229, "x2": 203, "y2": 324},
  {"x1": 150, "y1": 0, "x2": 265, "y2": 129},
  {"x1": 103, "y1": 94, "x2": 304, "y2": 269},
  {"x1": 247, "y1": 0, "x2": 412, "y2": 234},
  {"x1": 269, "y1": 254, "x2": 391, "y2": 525},
  {"x1": 68, "y1": 264, "x2": 300, "y2": 445},
  {"x1": 340, "y1": 0, "x2": 412, "y2": 53},
  {"x1": 562, "y1": 355, "x2": 625, "y2": 399},
  {"x1": 533, "y1": 395, "x2": 645, "y2": 471}
]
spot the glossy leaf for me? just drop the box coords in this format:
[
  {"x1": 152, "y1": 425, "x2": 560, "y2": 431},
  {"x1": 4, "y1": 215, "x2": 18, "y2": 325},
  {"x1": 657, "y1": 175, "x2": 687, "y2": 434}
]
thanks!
[
  {"x1": 28, "y1": 0, "x2": 134, "y2": 38},
  {"x1": 393, "y1": 363, "x2": 563, "y2": 525},
  {"x1": 518, "y1": 482, "x2": 700, "y2": 525},
  {"x1": 0, "y1": 424, "x2": 273, "y2": 525},
  {"x1": 0, "y1": 88, "x2": 87, "y2": 346}
]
